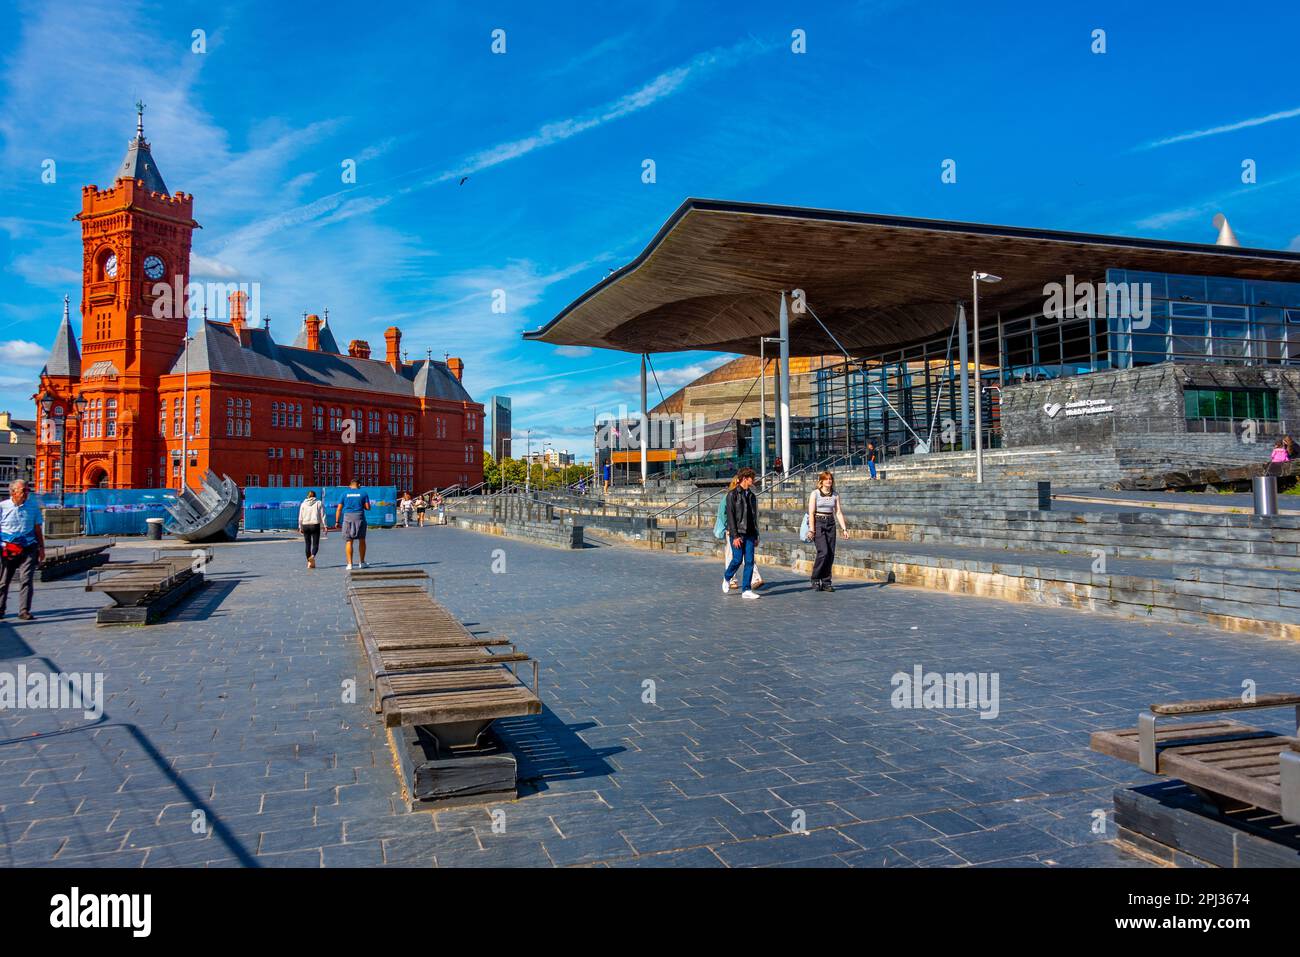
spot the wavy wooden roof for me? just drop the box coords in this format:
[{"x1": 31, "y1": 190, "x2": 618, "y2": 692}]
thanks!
[{"x1": 525, "y1": 198, "x2": 1300, "y2": 358}]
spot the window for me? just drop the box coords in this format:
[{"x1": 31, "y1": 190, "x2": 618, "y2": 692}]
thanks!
[
  {"x1": 329, "y1": 407, "x2": 342, "y2": 432},
  {"x1": 1184, "y1": 387, "x2": 1279, "y2": 422},
  {"x1": 173, "y1": 398, "x2": 183, "y2": 438},
  {"x1": 368, "y1": 410, "x2": 380, "y2": 434},
  {"x1": 387, "y1": 412, "x2": 398, "y2": 436},
  {"x1": 294, "y1": 404, "x2": 302, "y2": 429},
  {"x1": 191, "y1": 396, "x2": 200, "y2": 437},
  {"x1": 106, "y1": 398, "x2": 117, "y2": 437},
  {"x1": 403, "y1": 414, "x2": 414, "y2": 437},
  {"x1": 312, "y1": 405, "x2": 324, "y2": 430}
]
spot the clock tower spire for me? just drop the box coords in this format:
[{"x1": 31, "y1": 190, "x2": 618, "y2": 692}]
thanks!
[{"x1": 63, "y1": 107, "x2": 200, "y2": 489}]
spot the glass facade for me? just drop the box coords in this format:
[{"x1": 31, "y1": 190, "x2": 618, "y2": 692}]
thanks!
[
  {"x1": 806, "y1": 269, "x2": 1300, "y2": 460},
  {"x1": 1106, "y1": 269, "x2": 1300, "y2": 368}
]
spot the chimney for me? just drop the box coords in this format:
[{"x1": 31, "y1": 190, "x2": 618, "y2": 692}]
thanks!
[
  {"x1": 304, "y1": 314, "x2": 322, "y2": 351},
  {"x1": 384, "y1": 326, "x2": 402, "y2": 370},
  {"x1": 229, "y1": 290, "x2": 251, "y2": 346},
  {"x1": 447, "y1": 356, "x2": 464, "y2": 381},
  {"x1": 348, "y1": 339, "x2": 371, "y2": 360}
]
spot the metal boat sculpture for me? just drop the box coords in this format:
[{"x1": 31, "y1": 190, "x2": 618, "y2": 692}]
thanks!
[{"x1": 166, "y1": 470, "x2": 243, "y2": 542}]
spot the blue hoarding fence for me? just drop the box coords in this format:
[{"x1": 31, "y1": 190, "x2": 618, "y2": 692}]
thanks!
[
  {"x1": 34, "y1": 489, "x2": 177, "y2": 536},
  {"x1": 242, "y1": 486, "x2": 397, "y2": 531},
  {"x1": 28, "y1": 485, "x2": 397, "y2": 535}
]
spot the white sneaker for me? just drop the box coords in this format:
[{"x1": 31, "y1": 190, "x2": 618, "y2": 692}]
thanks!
[
  {"x1": 742, "y1": 590, "x2": 762, "y2": 600},
  {"x1": 346, "y1": 563, "x2": 353, "y2": 570},
  {"x1": 360, "y1": 561, "x2": 369, "y2": 568},
  {"x1": 722, "y1": 580, "x2": 731, "y2": 595}
]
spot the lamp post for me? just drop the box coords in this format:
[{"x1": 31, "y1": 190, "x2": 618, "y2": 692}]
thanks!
[
  {"x1": 971, "y1": 271, "x2": 1002, "y2": 484},
  {"x1": 524, "y1": 429, "x2": 533, "y2": 494},
  {"x1": 759, "y1": 336, "x2": 782, "y2": 483},
  {"x1": 40, "y1": 391, "x2": 87, "y2": 505},
  {"x1": 180, "y1": 333, "x2": 192, "y2": 491}
]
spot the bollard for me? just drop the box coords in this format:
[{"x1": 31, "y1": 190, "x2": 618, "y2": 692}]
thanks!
[
  {"x1": 146, "y1": 517, "x2": 164, "y2": 540},
  {"x1": 1253, "y1": 475, "x2": 1278, "y2": 516}
]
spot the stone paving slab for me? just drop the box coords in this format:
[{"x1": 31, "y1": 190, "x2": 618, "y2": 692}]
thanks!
[{"x1": 3, "y1": 526, "x2": 1300, "y2": 867}]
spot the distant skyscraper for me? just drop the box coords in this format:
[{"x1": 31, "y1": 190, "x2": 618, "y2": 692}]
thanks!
[{"x1": 489, "y1": 395, "x2": 512, "y2": 460}]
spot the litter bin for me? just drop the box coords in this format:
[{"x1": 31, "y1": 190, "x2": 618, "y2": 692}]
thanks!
[
  {"x1": 146, "y1": 517, "x2": 164, "y2": 540},
  {"x1": 1253, "y1": 475, "x2": 1279, "y2": 516}
]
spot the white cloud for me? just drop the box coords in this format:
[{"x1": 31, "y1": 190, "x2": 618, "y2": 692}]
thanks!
[
  {"x1": 1138, "y1": 105, "x2": 1300, "y2": 151},
  {"x1": 0, "y1": 340, "x2": 50, "y2": 367},
  {"x1": 554, "y1": 345, "x2": 593, "y2": 358}
]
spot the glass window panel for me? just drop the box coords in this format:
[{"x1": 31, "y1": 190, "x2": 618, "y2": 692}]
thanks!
[
  {"x1": 1212, "y1": 336, "x2": 1247, "y2": 359},
  {"x1": 1184, "y1": 392, "x2": 1198, "y2": 418},
  {"x1": 1172, "y1": 318, "x2": 1206, "y2": 337},
  {"x1": 1206, "y1": 277, "x2": 1246, "y2": 304},
  {"x1": 1126, "y1": 271, "x2": 1167, "y2": 299},
  {"x1": 1168, "y1": 274, "x2": 1208, "y2": 301},
  {"x1": 1171, "y1": 302, "x2": 1207, "y2": 318},
  {"x1": 1255, "y1": 338, "x2": 1284, "y2": 361},
  {"x1": 1265, "y1": 392, "x2": 1279, "y2": 419},
  {"x1": 1211, "y1": 305, "x2": 1248, "y2": 321},
  {"x1": 1231, "y1": 391, "x2": 1250, "y2": 418},
  {"x1": 1197, "y1": 391, "x2": 1216, "y2": 417},
  {"x1": 1173, "y1": 336, "x2": 1207, "y2": 358},
  {"x1": 1249, "y1": 280, "x2": 1289, "y2": 306}
]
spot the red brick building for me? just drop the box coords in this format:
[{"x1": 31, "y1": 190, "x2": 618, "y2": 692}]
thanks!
[{"x1": 34, "y1": 111, "x2": 483, "y2": 495}]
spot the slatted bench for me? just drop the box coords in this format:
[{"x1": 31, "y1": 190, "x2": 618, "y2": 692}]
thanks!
[
  {"x1": 346, "y1": 568, "x2": 541, "y2": 746},
  {"x1": 39, "y1": 540, "x2": 114, "y2": 581},
  {"x1": 1091, "y1": 693, "x2": 1300, "y2": 827},
  {"x1": 87, "y1": 549, "x2": 213, "y2": 625},
  {"x1": 346, "y1": 568, "x2": 543, "y2": 809}
]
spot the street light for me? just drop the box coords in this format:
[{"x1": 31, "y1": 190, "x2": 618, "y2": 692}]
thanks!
[
  {"x1": 759, "y1": 336, "x2": 783, "y2": 483},
  {"x1": 524, "y1": 429, "x2": 533, "y2": 494},
  {"x1": 971, "y1": 271, "x2": 1002, "y2": 484},
  {"x1": 39, "y1": 391, "x2": 86, "y2": 505}
]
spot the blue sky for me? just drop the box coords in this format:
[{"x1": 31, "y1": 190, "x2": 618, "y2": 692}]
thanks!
[{"x1": 2, "y1": 0, "x2": 1298, "y2": 459}]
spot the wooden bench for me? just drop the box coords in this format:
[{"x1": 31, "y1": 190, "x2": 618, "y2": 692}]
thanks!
[
  {"x1": 39, "y1": 540, "x2": 114, "y2": 581},
  {"x1": 87, "y1": 549, "x2": 213, "y2": 625},
  {"x1": 346, "y1": 568, "x2": 541, "y2": 748},
  {"x1": 1091, "y1": 693, "x2": 1300, "y2": 826}
]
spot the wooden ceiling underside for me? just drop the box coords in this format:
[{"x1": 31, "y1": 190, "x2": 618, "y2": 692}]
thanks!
[{"x1": 526, "y1": 201, "x2": 1300, "y2": 358}]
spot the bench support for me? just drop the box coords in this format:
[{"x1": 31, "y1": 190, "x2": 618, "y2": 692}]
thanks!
[
  {"x1": 1138, "y1": 711, "x2": 1158, "y2": 773},
  {"x1": 1282, "y1": 751, "x2": 1300, "y2": 826}
]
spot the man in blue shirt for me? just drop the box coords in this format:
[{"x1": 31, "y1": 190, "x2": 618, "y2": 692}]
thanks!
[
  {"x1": 334, "y1": 479, "x2": 371, "y2": 570},
  {"x1": 1, "y1": 479, "x2": 46, "y2": 621}
]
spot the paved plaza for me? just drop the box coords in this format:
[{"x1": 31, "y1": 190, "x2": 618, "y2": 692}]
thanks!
[{"x1": 3, "y1": 525, "x2": 1299, "y2": 868}]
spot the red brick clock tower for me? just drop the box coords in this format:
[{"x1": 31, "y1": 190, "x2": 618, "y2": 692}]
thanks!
[{"x1": 65, "y1": 103, "x2": 198, "y2": 488}]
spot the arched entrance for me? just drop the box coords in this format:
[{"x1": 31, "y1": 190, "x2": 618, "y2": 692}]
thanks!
[{"x1": 82, "y1": 464, "x2": 110, "y2": 489}]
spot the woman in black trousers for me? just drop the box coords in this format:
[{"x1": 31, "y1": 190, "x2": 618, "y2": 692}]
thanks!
[{"x1": 805, "y1": 471, "x2": 849, "y2": 591}]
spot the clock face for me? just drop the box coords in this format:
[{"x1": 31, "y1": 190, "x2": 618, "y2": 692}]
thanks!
[
  {"x1": 104, "y1": 253, "x2": 117, "y2": 279},
  {"x1": 143, "y1": 255, "x2": 165, "y2": 280}
]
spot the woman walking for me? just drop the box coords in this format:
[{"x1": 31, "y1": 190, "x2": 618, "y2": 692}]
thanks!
[
  {"x1": 431, "y1": 491, "x2": 446, "y2": 526},
  {"x1": 415, "y1": 493, "x2": 428, "y2": 526},
  {"x1": 715, "y1": 476, "x2": 763, "y2": 591},
  {"x1": 398, "y1": 491, "x2": 414, "y2": 528},
  {"x1": 298, "y1": 489, "x2": 327, "y2": 569},
  {"x1": 806, "y1": 470, "x2": 848, "y2": 591}
]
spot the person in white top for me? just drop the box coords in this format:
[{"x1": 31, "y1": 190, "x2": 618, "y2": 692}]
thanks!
[
  {"x1": 806, "y1": 471, "x2": 848, "y2": 592},
  {"x1": 298, "y1": 490, "x2": 327, "y2": 569}
]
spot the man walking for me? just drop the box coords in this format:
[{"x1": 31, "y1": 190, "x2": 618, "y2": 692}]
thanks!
[
  {"x1": 334, "y1": 479, "x2": 371, "y2": 570},
  {"x1": 1, "y1": 479, "x2": 45, "y2": 621},
  {"x1": 722, "y1": 467, "x2": 762, "y2": 600}
]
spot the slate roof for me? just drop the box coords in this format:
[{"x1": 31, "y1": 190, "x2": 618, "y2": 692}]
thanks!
[
  {"x1": 290, "y1": 316, "x2": 341, "y2": 353},
  {"x1": 42, "y1": 306, "x2": 81, "y2": 378},
  {"x1": 116, "y1": 134, "x2": 169, "y2": 194},
  {"x1": 169, "y1": 321, "x2": 473, "y2": 403}
]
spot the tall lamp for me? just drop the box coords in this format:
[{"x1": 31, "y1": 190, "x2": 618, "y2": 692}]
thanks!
[
  {"x1": 39, "y1": 391, "x2": 87, "y2": 506},
  {"x1": 971, "y1": 271, "x2": 1002, "y2": 484}
]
